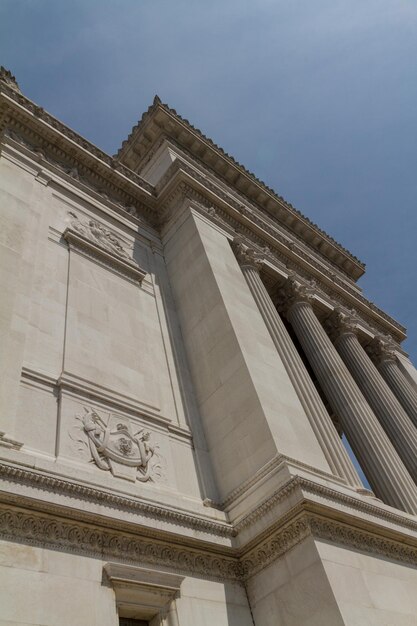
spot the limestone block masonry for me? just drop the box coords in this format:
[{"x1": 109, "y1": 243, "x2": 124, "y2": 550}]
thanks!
[{"x1": 1, "y1": 66, "x2": 417, "y2": 625}]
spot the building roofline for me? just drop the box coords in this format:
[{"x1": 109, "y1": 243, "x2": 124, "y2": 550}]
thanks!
[{"x1": 116, "y1": 95, "x2": 366, "y2": 280}]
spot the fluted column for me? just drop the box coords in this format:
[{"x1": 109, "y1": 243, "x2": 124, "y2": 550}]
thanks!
[
  {"x1": 325, "y1": 310, "x2": 417, "y2": 484},
  {"x1": 367, "y1": 337, "x2": 417, "y2": 429},
  {"x1": 232, "y1": 241, "x2": 361, "y2": 487},
  {"x1": 281, "y1": 278, "x2": 417, "y2": 514}
]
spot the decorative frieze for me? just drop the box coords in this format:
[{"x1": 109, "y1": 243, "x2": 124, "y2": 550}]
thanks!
[
  {"x1": 0, "y1": 462, "x2": 234, "y2": 538},
  {"x1": 63, "y1": 212, "x2": 147, "y2": 284},
  {"x1": 0, "y1": 505, "x2": 241, "y2": 580},
  {"x1": 0, "y1": 72, "x2": 154, "y2": 195},
  {"x1": 2, "y1": 500, "x2": 417, "y2": 582},
  {"x1": 68, "y1": 212, "x2": 131, "y2": 259},
  {"x1": 1, "y1": 126, "x2": 154, "y2": 225}
]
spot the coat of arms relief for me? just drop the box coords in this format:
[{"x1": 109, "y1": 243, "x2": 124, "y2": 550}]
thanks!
[{"x1": 70, "y1": 407, "x2": 162, "y2": 483}]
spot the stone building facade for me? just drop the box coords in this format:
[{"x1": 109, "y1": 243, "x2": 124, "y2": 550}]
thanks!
[{"x1": 1, "y1": 66, "x2": 417, "y2": 625}]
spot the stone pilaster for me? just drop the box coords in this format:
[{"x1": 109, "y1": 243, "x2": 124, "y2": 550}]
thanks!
[
  {"x1": 367, "y1": 337, "x2": 417, "y2": 429},
  {"x1": 326, "y1": 310, "x2": 417, "y2": 484},
  {"x1": 280, "y1": 279, "x2": 417, "y2": 514},
  {"x1": 232, "y1": 241, "x2": 361, "y2": 487}
]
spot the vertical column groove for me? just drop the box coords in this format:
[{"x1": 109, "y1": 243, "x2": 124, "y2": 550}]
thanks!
[
  {"x1": 334, "y1": 330, "x2": 417, "y2": 484},
  {"x1": 287, "y1": 299, "x2": 417, "y2": 514},
  {"x1": 379, "y1": 360, "x2": 417, "y2": 429},
  {"x1": 241, "y1": 264, "x2": 361, "y2": 487}
]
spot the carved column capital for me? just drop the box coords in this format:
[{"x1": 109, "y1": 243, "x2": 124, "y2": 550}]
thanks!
[
  {"x1": 231, "y1": 239, "x2": 263, "y2": 272},
  {"x1": 275, "y1": 275, "x2": 315, "y2": 316},
  {"x1": 366, "y1": 336, "x2": 397, "y2": 366},
  {"x1": 324, "y1": 308, "x2": 359, "y2": 343}
]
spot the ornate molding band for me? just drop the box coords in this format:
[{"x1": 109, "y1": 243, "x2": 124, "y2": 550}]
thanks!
[
  {"x1": 2, "y1": 502, "x2": 417, "y2": 582},
  {"x1": 0, "y1": 463, "x2": 234, "y2": 538},
  {"x1": 2, "y1": 461, "x2": 417, "y2": 555},
  {"x1": 0, "y1": 506, "x2": 240, "y2": 581},
  {"x1": 234, "y1": 475, "x2": 417, "y2": 534}
]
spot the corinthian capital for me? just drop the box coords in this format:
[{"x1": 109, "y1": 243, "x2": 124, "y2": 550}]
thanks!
[
  {"x1": 231, "y1": 238, "x2": 263, "y2": 271},
  {"x1": 366, "y1": 336, "x2": 397, "y2": 366},
  {"x1": 324, "y1": 308, "x2": 358, "y2": 343},
  {"x1": 275, "y1": 275, "x2": 315, "y2": 315}
]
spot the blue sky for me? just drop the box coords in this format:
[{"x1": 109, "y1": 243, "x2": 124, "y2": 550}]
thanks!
[{"x1": 1, "y1": 0, "x2": 416, "y2": 367}]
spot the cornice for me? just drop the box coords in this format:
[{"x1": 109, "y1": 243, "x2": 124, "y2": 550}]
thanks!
[
  {"x1": 156, "y1": 146, "x2": 361, "y2": 285},
  {"x1": 2, "y1": 497, "x2": 417, "y2": 582},
  {"x1": 233, "y1": 475, "x2": 417, "y2": 535},
  {"x1": 158, "y1": 170, "x2": 405, "y2": 342},
  {"x1": 0, "y1": 82, "x2": 158, "y2": 226},
  {"x1": 0, "y1": 73, "x2": 406, "y2": 341},
  {"x1": 0, "y1": 462, "x2": 234, "y2": 538},
  {"x1": 115, "y1": 96, "x2": 365, "y2": 280},
  {"x1": 0, "y1": 504, "x2": 241, "y2": 580},
  {"x1": 221, "y1": 453, "x2": 346, "y2": 510},
  {"x1": 2, "y1": 460, "x2": 417, "y2": 553}
]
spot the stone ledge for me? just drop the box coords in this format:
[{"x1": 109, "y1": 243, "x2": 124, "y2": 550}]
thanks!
[{"x1": 2, "y1": 498, "x2": 417, "y2": 582}]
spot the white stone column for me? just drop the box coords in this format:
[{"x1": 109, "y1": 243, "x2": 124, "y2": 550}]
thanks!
[
  {"x1": 232, "y1": 241, "x2": 361, "y2": 487},
  {"x1": 326, "y1": 310, "x2": 417, "y2": 484},
  {"x1": 367, "y1": 337, "x2": 417, "y2": 429},
  {"x1": 281, "y1": 278, "x2": 417, "y2": 514}
]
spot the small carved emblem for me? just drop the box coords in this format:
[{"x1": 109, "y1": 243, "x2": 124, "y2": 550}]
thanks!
[
  {"x1": 68, "y1": 212, "x2": 130, "y2": 260},
  {"x1": 72, "y1": 407, "x2": 161, "y2": 483}
]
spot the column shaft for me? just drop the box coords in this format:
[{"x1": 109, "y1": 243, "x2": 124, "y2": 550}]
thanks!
[
  {"x1": 378, "y1": 360, "x2": 417, "y2": 429},
  {"x1": 287, "y1": 301, "x2": 417, "y2": 514},
  {"x1": 335, "y1": 332, "x2": 417, "y2": 483},
  {"x1": 241, "y1": 265, "x2": 361, "y2": 487}
]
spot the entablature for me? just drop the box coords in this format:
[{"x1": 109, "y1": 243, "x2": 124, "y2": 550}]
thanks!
[
  {"x1": 116, "y1": 95, "x2": 366, "y2": 281},
  {"x1": 0, "y1": 73, "x2": 157, "y2": 228},
  {"x1": 155, "y1": 162, "x2": 406, "y2": 343}
]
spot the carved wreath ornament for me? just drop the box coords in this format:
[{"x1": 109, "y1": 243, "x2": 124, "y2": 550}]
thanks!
[{"x1": 71, "y1": 408, "x2": 161, "y2": 483}]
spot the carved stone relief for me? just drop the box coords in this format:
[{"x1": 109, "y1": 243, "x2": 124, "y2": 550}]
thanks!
[
  {"x1": 64, "y1": 212, "x2": 147, "y2": 284},
  {"x1": 67, "y1": 212, "x2": 131, "y2": 260},
  {"x1": 70, "y1": 407, "x2": 162, "y2": 483}
]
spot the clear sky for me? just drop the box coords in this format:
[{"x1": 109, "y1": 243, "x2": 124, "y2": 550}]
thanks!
[{"x1": 1, "y1": 0, "x2": 416, "y2": 365}]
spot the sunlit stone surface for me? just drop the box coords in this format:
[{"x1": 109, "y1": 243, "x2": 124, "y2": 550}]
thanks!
[{"x1": 1, "y1": 66, "x2": 417, "y2": 625}]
